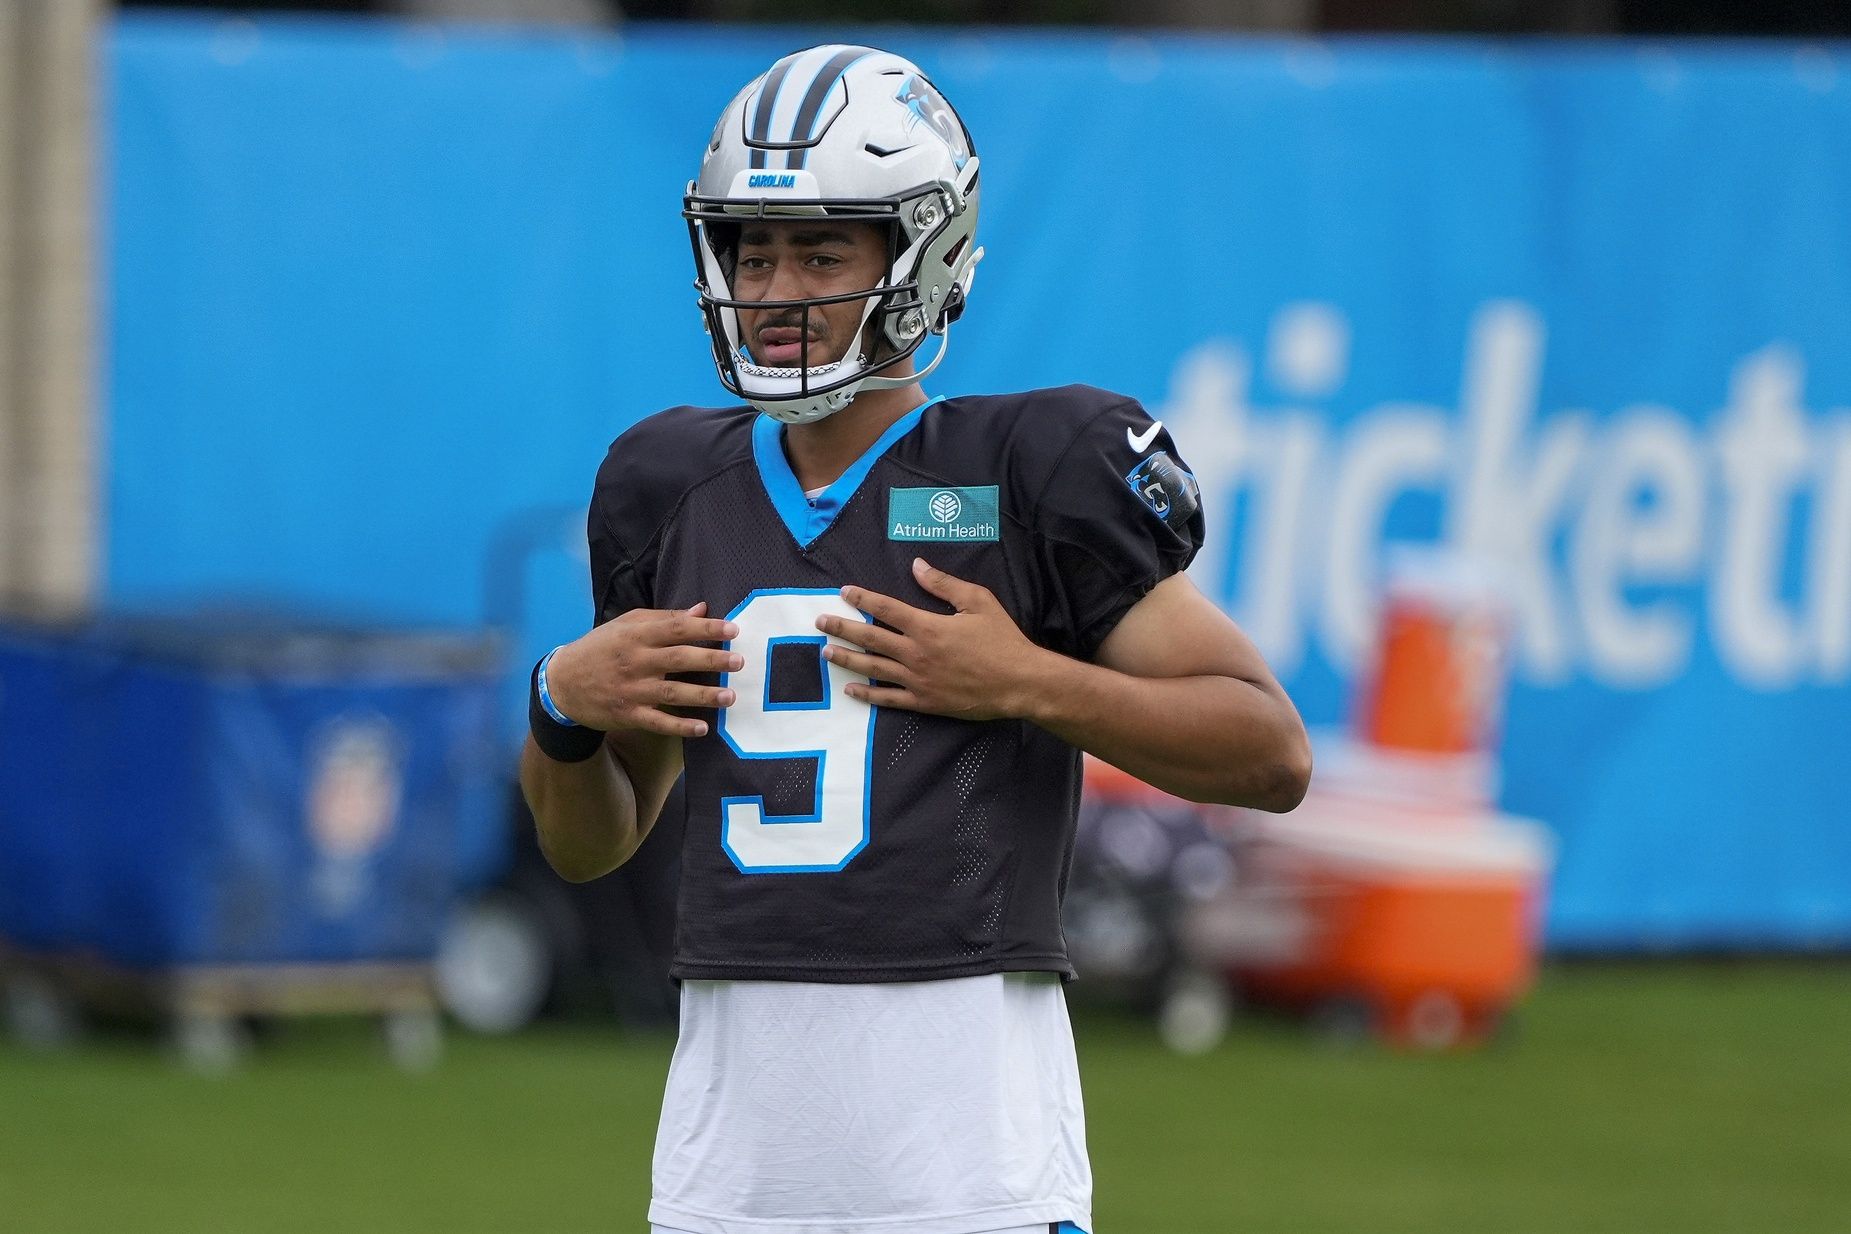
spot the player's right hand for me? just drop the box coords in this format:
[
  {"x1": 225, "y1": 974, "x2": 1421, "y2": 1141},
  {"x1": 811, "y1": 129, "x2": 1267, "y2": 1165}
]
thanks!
[{"x1": 544, "y1": 603, "x2": 741, "y2": 738}]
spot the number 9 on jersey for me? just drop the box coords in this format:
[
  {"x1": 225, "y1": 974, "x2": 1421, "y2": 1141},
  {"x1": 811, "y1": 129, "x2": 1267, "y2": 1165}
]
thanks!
[{"x1": 717, "y1": 589, "x2": 877, "y2": 874}]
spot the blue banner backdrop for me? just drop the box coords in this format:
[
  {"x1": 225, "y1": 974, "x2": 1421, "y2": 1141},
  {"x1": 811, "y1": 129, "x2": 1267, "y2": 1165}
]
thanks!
[{"x1": 106, "y1": 14, "x2": 1851, "y2": 948}]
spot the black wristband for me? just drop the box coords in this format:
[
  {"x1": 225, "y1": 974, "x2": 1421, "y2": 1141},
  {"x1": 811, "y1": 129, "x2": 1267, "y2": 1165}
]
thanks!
[{"x1": 528, "y1": 658, "x2": 607, "y2": 763}]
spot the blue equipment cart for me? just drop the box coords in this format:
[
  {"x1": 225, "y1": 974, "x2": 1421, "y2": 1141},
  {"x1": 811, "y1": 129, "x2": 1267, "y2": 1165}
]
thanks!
[{"x1": 0, "y1": 612, "x2": 504, "y2": 1069}]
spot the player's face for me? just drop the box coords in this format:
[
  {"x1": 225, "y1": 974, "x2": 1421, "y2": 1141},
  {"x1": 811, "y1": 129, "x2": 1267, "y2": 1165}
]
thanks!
[{"x1": 733, "y1": 221, "x2": 889, "y2": 369}]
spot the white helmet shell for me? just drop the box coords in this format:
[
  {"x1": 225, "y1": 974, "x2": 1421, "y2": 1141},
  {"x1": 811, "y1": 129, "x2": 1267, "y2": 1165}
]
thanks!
[{"x1": 684, "y1": 46, "x2": 983, "y2": 424}]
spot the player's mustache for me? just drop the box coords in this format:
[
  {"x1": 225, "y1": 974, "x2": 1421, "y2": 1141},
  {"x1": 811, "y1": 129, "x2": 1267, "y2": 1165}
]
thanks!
[{"x1": 757, "y1": 313, "x2": 822, "y2": 336}]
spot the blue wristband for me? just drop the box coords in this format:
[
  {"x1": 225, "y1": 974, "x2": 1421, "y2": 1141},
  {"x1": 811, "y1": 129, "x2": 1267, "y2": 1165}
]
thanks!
[
  {"x1": 529, "y1": 649, "x2": 604, "y2": 763},
  {"x1": 536, "y1": 646, "x2": 578, "y2": 727}
]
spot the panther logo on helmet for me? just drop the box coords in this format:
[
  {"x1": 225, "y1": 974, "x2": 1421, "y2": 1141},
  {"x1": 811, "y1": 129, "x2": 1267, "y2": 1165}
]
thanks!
[{"x1": 894, "y1": 74, "x2": 970, "y2": 170}]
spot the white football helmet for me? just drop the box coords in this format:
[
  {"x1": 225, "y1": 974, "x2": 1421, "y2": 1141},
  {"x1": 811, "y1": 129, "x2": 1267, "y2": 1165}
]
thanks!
[{"x1": 684, "y1": 45, "x2": 983, "y2": 424}]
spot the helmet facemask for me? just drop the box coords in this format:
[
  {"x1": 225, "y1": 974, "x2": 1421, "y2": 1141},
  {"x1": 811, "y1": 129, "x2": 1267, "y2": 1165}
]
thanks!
[{"x1": 685, "y1": 178, "x2": 977, "y2": 425}]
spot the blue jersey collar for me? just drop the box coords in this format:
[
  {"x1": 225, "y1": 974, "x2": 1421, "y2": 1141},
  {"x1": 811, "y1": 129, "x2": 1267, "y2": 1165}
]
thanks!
[{"x1": 752, "y1": 396, "x2": 945, "y2": 549}]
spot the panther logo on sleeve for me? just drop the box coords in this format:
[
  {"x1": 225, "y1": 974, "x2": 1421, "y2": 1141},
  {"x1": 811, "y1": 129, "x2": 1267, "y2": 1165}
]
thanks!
[{"x1": 1126, "y1": 451, "x2": 1201, "y2": 528}]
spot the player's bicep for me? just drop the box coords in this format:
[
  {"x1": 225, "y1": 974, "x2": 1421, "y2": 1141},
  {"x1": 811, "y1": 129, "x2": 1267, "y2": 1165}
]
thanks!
[
  {"x1": 1093, "y1": 573, "x2": 1288, "y2": 699},
  {"x1": 606, "y1": 727, "x2": 685, "y2": 835}
]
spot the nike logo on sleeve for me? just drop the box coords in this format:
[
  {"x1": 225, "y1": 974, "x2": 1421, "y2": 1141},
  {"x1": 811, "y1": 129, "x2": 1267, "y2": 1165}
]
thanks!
[{"x1": 1126, "y1": 420, "x2": 1162, "y2": 452}]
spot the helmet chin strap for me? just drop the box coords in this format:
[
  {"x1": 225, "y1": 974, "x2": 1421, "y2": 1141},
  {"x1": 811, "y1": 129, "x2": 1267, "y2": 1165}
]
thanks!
[
  {"x1": 747, "y1": 323, "x2": 957, "y2": 425},
  {"x1": 856, "y1": 321, "x2": 954, "y2": 393},
  {"x1": 753, "y1": 385, "x2": 858, "y2": 425}
]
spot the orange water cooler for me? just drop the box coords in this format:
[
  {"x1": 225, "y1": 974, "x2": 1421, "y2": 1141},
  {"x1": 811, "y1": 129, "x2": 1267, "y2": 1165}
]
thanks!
[{"x1": 1189, "y1": 549, "x2": 1553, "y2": 1048}]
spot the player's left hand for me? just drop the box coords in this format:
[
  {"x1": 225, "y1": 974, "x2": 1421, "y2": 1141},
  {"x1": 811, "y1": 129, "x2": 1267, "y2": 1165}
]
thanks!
[{"x1": 815, "y1": 557, "x2": 1052, "y2": 721}]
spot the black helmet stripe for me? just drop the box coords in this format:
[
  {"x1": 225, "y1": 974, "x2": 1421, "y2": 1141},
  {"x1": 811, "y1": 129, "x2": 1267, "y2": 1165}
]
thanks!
[
  {"x1": 786, "y1": 47, "x2": 871, "y2": 170},
  {"x1": 747, "y1": 56, "x2": 798, "y2": 170}
]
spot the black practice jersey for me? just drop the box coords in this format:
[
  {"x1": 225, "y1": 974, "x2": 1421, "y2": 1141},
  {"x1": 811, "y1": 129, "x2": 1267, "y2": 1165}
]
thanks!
[{"x1": 588, "y1": 385, "x2": 1204, "y2": 983}]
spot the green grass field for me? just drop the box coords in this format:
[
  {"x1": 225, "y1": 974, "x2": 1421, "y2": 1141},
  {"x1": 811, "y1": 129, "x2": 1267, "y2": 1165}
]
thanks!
[{"x1": 3, "y1": 963, "x2": 1847, "y2": 1233}]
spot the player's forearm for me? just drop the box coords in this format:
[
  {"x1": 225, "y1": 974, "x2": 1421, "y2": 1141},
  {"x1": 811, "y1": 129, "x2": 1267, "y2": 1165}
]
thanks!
[
  {"x1": 520, "y1": 737, "x2": 647, "y2": 883},
  {"x1": 1018, "y1": 651, "x2": 1311, "y2": 811}
]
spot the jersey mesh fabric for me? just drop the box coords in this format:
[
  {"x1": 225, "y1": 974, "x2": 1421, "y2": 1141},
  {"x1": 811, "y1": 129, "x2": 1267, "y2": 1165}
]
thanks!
[
  {"x1": 669, "y1": 461, "x2": 1026, "y2": 976},
  {"x1": 588, "y1": 387, "x2": 1202, "y2": 984}
]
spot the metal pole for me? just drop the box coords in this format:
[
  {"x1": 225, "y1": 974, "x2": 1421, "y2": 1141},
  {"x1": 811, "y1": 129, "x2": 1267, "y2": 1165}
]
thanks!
[
  {"x1": 0, "y1": 1, "x2": 22, "y2": 604},
  {"x1": 10, "y1": 0, "x2": 98, "y2": 615}
]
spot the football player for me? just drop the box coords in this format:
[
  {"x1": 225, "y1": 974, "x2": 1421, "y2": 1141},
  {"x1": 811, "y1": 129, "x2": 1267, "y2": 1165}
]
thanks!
[{"x1": 521, "y1": 44, "x2": 1310, "y2": 1234}]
